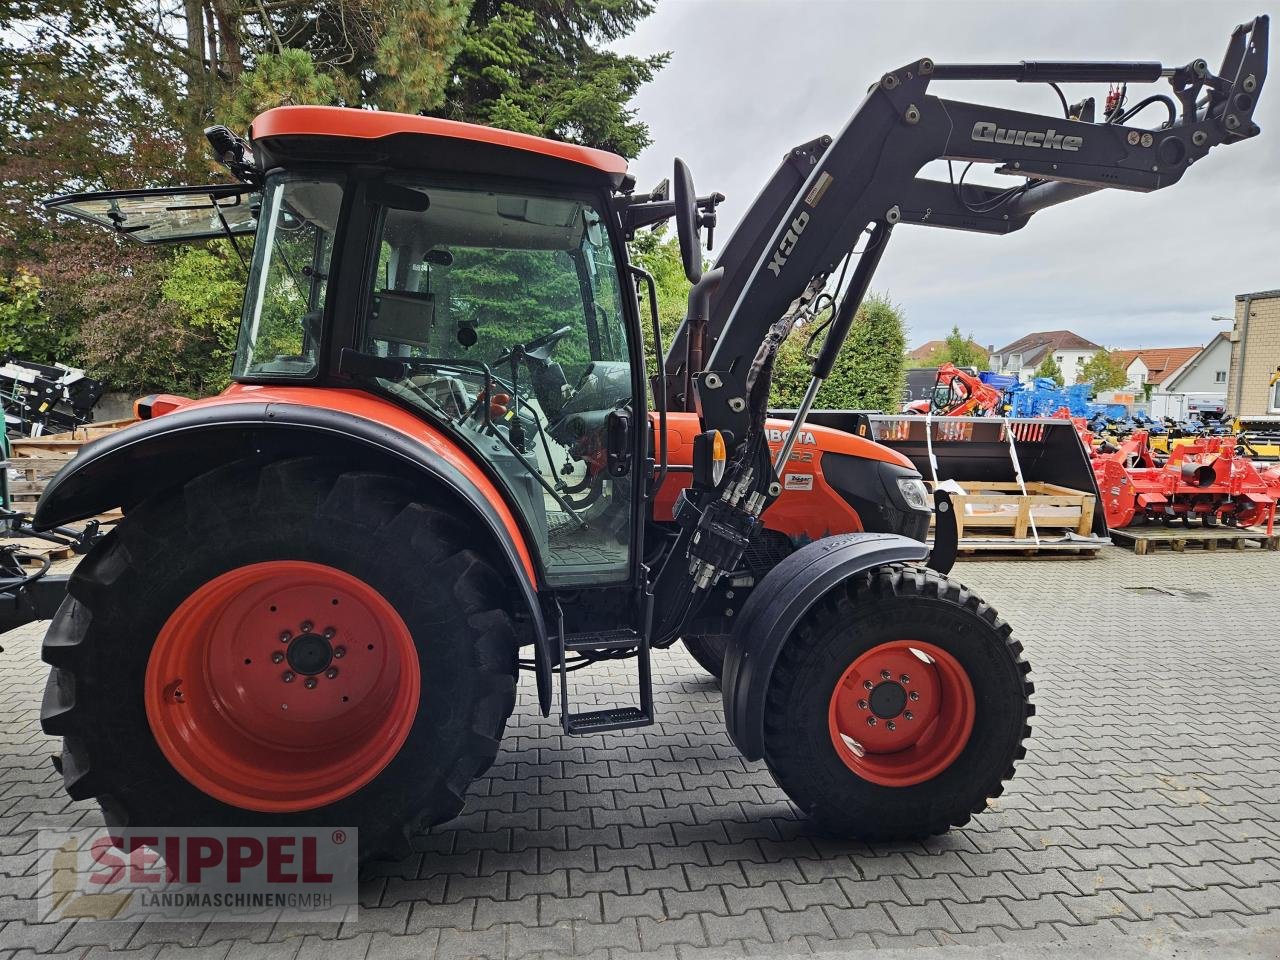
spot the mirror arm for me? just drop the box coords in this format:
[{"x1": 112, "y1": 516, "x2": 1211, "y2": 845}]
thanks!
[
  {"x1": 629, "y1": 264, "x2": 667, "y2": 496},
  {"x1": 684, "y1": 267, "x2": 724, "y2": 407}
]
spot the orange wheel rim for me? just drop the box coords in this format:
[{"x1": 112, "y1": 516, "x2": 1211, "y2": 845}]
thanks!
[
  {"x1": 145, "y1": 560, "x2": 419, "y2": 813},
  {"x1": 827, "y1": 640, "x2": 975, "y2": 787}
]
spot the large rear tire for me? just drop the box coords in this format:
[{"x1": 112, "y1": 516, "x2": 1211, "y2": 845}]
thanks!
[
  {"x1": 40, "y1": 456, "x2": 519, "y2": 862},
  {"x1": 762, "y1": 564, "x2": 1032, "y2": 840}
]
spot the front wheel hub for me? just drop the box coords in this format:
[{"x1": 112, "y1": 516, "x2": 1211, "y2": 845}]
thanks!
[
  {"x1": 868, "y1": 680, "x2": 907, "y2": 719},
  {"x1": 287, "y1": 631, "x2": 334, "y2": 676},
  {"x1": 145, "y1": 560, "x2": 420, "y2": 813},
  {"x1": 828, "y1": 640, "x2": 975, "y2": 787}
]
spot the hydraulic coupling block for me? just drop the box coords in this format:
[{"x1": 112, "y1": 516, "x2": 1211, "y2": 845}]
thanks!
[{"x1": 687, "y1": 497, "x2": 760, "y2": 591}]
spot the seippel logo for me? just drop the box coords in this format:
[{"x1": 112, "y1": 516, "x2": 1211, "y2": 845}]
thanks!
[
  {"x1": 767, "y1": 212, "x2": 810, "y2": 277},
  {"x1": 971, "y1": 120, "x2": 1083, "y2": 152}
]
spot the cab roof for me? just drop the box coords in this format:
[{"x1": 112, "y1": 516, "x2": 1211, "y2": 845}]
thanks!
[{"x1": 250, "y1": 106, "x2": 629, "y2": 187}]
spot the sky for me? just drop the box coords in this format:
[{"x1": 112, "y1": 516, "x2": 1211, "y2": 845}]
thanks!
[{"x1": 612, "y1": 0, "x2": 1280, "y2": 353}]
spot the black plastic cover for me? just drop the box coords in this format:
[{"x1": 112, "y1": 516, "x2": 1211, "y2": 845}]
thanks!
[{"x1": 721, "y1": 532, "x2": 929, "y2": 760}]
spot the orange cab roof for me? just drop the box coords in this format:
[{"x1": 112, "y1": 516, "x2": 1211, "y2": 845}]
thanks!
[{"x1": 251, "y1": 106, "x2": 629, "y2": 178}]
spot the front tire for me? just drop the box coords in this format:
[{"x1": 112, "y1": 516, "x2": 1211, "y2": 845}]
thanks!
[
  {"x1": 682, "y1": 633, "x2": 729, "y2": 682},
  {"x1": 41, "y1": 456, "x2": 519, "y2": 862},
  {"x1": 761, "y1": 564, "x2": 1032, "y2": 841}
]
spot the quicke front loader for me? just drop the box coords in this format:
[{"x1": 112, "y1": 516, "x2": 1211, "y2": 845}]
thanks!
[{"x1": 30, "y1": 18, "x2": 1268, "y2": 858}]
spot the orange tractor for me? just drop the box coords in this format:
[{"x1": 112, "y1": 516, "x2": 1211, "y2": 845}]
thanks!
[{"x1": 33, "y1": 19, "x2": 1266, "y2": 860}]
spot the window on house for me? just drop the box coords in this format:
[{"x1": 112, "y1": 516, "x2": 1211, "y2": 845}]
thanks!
[
  {"x1": 1055, "y1": 355, "x2": 1064, "y2": 364},
  {"x1": 1215, "y1": 370, "x2": 1227, "y2": 383}
]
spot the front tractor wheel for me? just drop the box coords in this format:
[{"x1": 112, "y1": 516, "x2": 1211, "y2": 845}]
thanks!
[
  {"x1": 40, "y1": 457, "x2": 519, "y2": 861},
  {"x1": 682, "y1": 633, "x2": 729, "y2": 683},
  {"x1": 762, "y1": 565, "x2": 1032, "y2": 840}
]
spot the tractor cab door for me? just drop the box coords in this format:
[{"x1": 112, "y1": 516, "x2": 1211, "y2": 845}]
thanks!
[{"x1": 332, "y1": 176, "x2": 644, "y2": 588}]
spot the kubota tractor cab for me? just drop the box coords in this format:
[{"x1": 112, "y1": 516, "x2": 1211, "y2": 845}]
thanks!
[{"x1": 35, "y1": 18, "x2": 1266, "y2": 859}]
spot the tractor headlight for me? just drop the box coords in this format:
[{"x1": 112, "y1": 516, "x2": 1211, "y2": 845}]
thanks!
[{"x1": 896, "y1": 477, "x2": 931, "y2": 512}]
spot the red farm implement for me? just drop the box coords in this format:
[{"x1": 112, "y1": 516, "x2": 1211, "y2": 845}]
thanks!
[{"x1": 1092, "y1": 429, "x2": 1280, "y2": 531}]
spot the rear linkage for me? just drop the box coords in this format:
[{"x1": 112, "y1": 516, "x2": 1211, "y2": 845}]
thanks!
[{"x1": 652, "y1": 16, "x2": 1269, "y2": 638}]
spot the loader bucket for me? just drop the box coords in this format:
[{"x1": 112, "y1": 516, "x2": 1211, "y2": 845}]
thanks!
[{"x1": 847, "y1": 413, "x2": 1108, "y2": 537}]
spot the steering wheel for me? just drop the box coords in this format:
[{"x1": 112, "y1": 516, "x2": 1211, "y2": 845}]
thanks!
[{"x1": 492, "y1": 324, "x2": 574, "y2": 366}]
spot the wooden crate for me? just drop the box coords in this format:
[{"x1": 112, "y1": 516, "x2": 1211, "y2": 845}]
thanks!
[{"x1": 930, "y1": 480, "x2": 1097, "y2": 540}]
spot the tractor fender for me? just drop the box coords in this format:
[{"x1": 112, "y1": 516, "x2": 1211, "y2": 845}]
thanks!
[
  {"x1": 33, "y1": 400, "x2": 554, "y2": 713},
  {"x1": 721, "y1": 532, "x2": 929, "y2": 760}
]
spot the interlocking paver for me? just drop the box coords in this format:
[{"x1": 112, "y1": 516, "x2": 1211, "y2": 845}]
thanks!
[{"x1": 4, "y1": 548, "x2": 1280, "y2": 956}]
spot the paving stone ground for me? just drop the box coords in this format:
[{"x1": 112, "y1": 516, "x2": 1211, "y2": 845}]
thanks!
[{"x1": 2, "y1": 546, "x2": 1279, "y2": 958}]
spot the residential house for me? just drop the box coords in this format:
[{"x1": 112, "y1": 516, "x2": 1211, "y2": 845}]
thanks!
[
  {"x1": 1114, "y1": 337, "x2": 1231, "y2": 420},
  {"x1": 1227, "y1": 289, "x2": 1280, "y2": 416},
  {"x1": 1111, "y1": 346, "x2": 1203, "y2": 392},
  {"x1": 989, "y1": 330, "x2": 1101, "y2": 380}
]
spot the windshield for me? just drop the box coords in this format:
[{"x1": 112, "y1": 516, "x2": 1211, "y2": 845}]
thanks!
[
  {"x1": 233, "y1": 175, "x2": 343, "y2": 379},
  {"x1": 356, "y1": 178, "x2": 636, "y2": 584}
]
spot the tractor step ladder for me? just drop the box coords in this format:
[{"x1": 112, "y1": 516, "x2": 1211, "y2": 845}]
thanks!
[{"x1": 556, "y1": 607, "x2": 654, "y2": 735}]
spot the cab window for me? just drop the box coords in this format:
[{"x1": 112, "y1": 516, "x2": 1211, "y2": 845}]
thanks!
[{"x1": 233, "y1": 176, "x2": 342, "y2": 379}]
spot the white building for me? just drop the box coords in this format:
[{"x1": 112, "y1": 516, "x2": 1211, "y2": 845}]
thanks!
[
  {"x1": 990, "y1": 330, "x2": 1102, "y2": 380},
  {"x1": 1117, "y1": 335, "x2": 1231, "y2": 420}
]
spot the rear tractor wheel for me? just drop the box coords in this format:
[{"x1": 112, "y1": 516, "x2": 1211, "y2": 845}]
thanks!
[
  {"x1": 41, "y1": 457, "x2": 519, "y2": 862},
  {"x1": 762, "y1": 565, "x2": 1032, "y2": 840}
]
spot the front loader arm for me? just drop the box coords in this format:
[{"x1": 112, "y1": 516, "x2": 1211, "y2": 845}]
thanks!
[
  {"x1": 687, "y1": 15, "x2": 1267, "y2": 439},
  {"x1": 650, "y1": 16, "x2": 1268, "y2": 638},
  {"x1": 664, "y1": 16, "x2": 1268, "y2": 428}
]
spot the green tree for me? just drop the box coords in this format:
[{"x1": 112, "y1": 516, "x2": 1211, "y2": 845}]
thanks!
[
  {"x1": 4, "y1": 0, "x2": 664, "y2": 396},
  {"x1": 1033, "y1": 354, "x2": 1064, "y2": 385},
  {"x1": 926, "y1": 325, "x2": 987, "y2": 369},
  {"x1": 0, "y1": 269, "x2": 78, "y2": 363},
  {"x1": 77, "y1": 255, "x2": 233, "y2": 395},
  {"x1": 441, "y1": 1, "x2": 668, "y2": 157},
  {"x1": 771, "y1": 294, "x2": 906, "y2": 412},
  {"x1": 822, "y1": 295, "x2": 907, "y2": 411},
  {"x1": 1077, "y1": 348, "x2": 1129, "y2": 392},
  {"x1": 223, "y1": 48, "x2": 342, "y2": 130},
  {"x1": 159, "y1": 242, "x2": 247, "y2": 388}
]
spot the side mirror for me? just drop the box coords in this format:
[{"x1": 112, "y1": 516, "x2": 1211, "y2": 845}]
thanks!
[{"x1": 673, "y1": 158, "x2": 702, "y2": 284}]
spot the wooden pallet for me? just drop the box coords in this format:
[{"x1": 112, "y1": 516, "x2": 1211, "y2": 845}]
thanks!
[
  {"x1": 1108, "y1": 524, "x2": 1280, "y2": 555},
  {"x1": 956, "y1": 539, "x2": 1105, "y2": 558},
  {"x1": 4, "y1": 419, "x2": 137, "y2": 506},
  {"x1": 0, "y1": 536, "x2": 77, "y2": 560}
]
